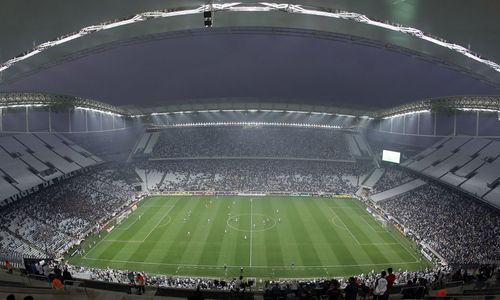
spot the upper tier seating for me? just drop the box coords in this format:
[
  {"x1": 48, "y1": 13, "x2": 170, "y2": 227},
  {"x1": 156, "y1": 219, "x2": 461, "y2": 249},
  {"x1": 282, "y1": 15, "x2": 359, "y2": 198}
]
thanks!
[
  {"x1": 401, "y1": 137, "x2": 500, "y2": 209},
  {"x1": 0, "y1": 134, "x2": 102, "y2": 206},
  {"x1": 149, "y1": 127, "x2": 363, "y2": 160}
]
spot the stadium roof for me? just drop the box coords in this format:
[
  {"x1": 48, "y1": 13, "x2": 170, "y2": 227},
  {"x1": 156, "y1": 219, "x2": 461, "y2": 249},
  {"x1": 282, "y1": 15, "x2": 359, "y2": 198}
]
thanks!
[
  {"x1": 2, "y1": 92, "x2": 500, "y2": 119},
  {"x1": 0, "y1": 1, "x2": 499, "y2": 109}
]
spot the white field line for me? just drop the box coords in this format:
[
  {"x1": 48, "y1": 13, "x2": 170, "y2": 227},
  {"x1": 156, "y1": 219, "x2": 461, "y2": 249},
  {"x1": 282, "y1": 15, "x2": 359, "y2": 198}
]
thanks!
[
  {"x1": 329, "y1": 207, "x2": 362, "y2": 245},
  {"x1": 359, "y1": 215, "x2": 388, "y2": 233},
  {"x1": 115, "y1": 216, "x2": 140, "y2": 231},
  {"x1": 100, "y1": 240, "x2": 143, "y2": 243},
  {"x1": 329, "y1": 208, "x2": 400, "y2": 246},
  {"x1": 330, "y1": 217, "x2": 348, "y2": 230},
  {"x1": 83, "y1": 237, "x2": 105, "y2": 259},
  {"x1": 349, "y1": 199, "x2": 422, "y2": 260},
  {"x1": 141, "y1": 205, "x2": 175, "y2": 242},
  {"x1": 81, "y1": 256, "x2": 420, "y2": 268},
  {"x1": 86, "y1": 205, "x2": 174, "y2": 254}
]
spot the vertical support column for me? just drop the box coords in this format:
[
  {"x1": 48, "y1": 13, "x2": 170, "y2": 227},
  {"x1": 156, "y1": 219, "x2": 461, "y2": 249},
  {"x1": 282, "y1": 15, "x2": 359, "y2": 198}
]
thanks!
[
  {"x1": 390, "y1": 117, "x2": 393, "y2": 133},
  {"x1": 453, "y1": 110, "x2": 457, "y2": 136},
  {"x1": 68, "y1": 109, "x2": 72, "y2": 133},
  {"x1": 85, "y1": 109, "x2": 89, "y2": 132},
  {"x1": 48, "y1": 106, "x2": 52, "y2": 133},
  {"x1": 112, "y1": 115, "x2": 115, "y2": 130},
  {"x1": 0, "y1": 108, "x2": 3, "y2": 132},
  {"x1": 100, "y1": 113, "x2": 103, "y2": 131},
  {"x1": 476, "y1": 111, "x2": 480, "y2": 136},
  {"x1": 403, "y1": 114, "x2": 406, "y2": 134},
  {"x1": 433, "y1": 112, "x2": 437, "y2": 136},
  {"x1": 379, "y1": 119, "x2": 382, "y2": 131},
  {"x1": 417, "y1": 112, "x2": 420, "y2": 135},
  {"x1": 25, "y1": 106, "x2": 29, "y2": 133}
]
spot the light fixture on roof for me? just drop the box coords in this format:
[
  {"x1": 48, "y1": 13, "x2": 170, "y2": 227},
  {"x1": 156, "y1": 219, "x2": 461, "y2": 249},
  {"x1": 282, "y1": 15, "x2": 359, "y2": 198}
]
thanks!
[
  {"x1": 204, "y1": 6, "x2": 213, "y2": 27},
  {"x1": 382, "y1": 109, "x2": 431, "y2": 119},
  {"x1": 75, "y1": 106, "x2": 121, "y2": 117}
]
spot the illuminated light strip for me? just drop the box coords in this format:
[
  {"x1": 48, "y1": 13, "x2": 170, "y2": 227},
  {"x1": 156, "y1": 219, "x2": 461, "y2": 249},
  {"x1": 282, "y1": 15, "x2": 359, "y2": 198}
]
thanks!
[
  {"x1": 456, "y1": 107, "x2": 499, "y2": 112},
  {"x1": 0, "y1": 104, "x2": 48, "y2": 109},
  {"x1": 148, "y1": 109, "x2": 358, "y2": 117},
  {"x1": 336, "y1": 113, "x2": 356, "y2": 117},
  {"x1": 0, "y1": 3, "x2": 499, "y2": 75},
  {"x1": 156, "y1": 121, "x2": 344, "y2": 129},
  {"x1": 75, "y1": 106, "x2": 121, "y2": 116},
  {"x1": 383, "y1": 109, "x2": 430, "y2": 119}
]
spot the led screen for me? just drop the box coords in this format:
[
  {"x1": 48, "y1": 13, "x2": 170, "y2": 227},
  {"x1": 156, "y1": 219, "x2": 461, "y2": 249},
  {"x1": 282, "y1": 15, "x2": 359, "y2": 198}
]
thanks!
[{"x1": 382, "y1": 150, "x2": 401, "y2": 164}]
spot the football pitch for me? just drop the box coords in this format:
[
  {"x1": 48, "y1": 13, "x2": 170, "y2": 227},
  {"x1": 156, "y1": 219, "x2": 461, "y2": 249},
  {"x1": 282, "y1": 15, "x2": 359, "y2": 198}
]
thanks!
[{"x1": 69, "y1": 196, "x2": 429, "y2": 279}]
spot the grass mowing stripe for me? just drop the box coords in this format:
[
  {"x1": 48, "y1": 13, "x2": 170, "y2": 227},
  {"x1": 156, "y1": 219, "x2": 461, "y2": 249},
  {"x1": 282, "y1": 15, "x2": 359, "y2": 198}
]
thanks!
[
  {"x1": 329, "y1": 207, "x2": 362, "y2": 245},
  {"x1": 336, "y1": 206, "x2": 392, "y2": 264},
  {"x1": 348, "y1": 199, "x2": 422, "y2": 263},
  {"x1": 323, "y1": 200, "x2": 371, "y2": 275},
  {"x1": 197, "y1": 198, "x2": 231, "y2": 267},
  {"x1": 121, "y1": 201, "x2": 176, "y2": 266},
  {"x1": 296, "y1": 200, "x2": 340, "y2": 266},
  {"x1": 216, "y1": 199, "x2": 239, "y2": 272},
  {"x1": 260, "y1": 198, "x2": 284, "y2": 271},
  {"x1": 156, "y1": 198, "x2": 194, "y2": 265},
  {"x1": 286, "y1": 199, "x2": 322, "y2": 267},
  {"x1": 272, "y1": 199, "x2": 304, "y2": 271},
  {"x1": 234, "y1": 199, "x2": 250, "y2": 268},
  {"x1": 142, "y1": 205, "x2": 174, "y2": 241},
  {"x1": 181, "y1": 199, "x2": 219, "y2": 266},
  {"x1": 307, "y1": 199, "x2": 357, "y2": 265},
  {"x1": 68, "y1": 196, "x2": 429, "y2": 279},
  {"x1": 249, "y1": 198, "x2": 253, "y2": 266}
]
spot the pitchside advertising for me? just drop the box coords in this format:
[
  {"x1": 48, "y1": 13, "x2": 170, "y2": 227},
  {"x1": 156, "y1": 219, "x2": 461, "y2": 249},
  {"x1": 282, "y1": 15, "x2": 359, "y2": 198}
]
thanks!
[{"x1": 382, "y1": 149, "x2": 401, "y2": 164}]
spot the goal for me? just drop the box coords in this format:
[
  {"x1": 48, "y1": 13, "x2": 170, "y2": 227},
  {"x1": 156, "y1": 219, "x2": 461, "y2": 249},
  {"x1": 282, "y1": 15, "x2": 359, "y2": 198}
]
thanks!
[
  {"x1": 116, "y1": 210, "x2": 131, "y2": 225},
  {"x1": 374, "y1": 214, "x2": 388, "y2": 229}
]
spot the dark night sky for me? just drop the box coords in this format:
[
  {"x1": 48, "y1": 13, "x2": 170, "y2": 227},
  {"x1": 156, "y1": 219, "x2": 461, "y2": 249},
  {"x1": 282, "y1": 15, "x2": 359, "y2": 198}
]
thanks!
[{"x1": 0, "y1": 31, "x2": 498, "y2": 109}]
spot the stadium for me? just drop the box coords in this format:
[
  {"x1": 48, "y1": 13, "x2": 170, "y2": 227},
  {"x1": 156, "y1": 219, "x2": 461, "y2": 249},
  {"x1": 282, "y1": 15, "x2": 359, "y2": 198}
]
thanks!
[{"x1": 0, "y1": 1, "x2": 499, "y2": 299}]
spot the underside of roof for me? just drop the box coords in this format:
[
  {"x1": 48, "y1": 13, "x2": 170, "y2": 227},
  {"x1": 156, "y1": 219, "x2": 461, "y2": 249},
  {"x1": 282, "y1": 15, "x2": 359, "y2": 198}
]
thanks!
[{"x1": 1, "y1": 1, "x2": 499, "y2": 109}]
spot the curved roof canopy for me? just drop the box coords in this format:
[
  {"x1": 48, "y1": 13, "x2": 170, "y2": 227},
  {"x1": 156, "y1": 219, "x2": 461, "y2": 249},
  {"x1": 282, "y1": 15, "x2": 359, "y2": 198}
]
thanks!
[
  {"x1": 2, "y1": 92, "x2": 500, "y2": 120},
  {"x1": 0, "y1": 1, "x2": 499, "y2": 108}
]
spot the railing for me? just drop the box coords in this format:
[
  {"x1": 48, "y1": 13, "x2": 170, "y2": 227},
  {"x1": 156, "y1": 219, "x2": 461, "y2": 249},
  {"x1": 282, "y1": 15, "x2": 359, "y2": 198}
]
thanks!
[
  {"x1": 26, "y1": 274, "x2": 51, "y2": 288},
  {"x1": 63, "y1": 280, "x2": 87, "y2": 294}
]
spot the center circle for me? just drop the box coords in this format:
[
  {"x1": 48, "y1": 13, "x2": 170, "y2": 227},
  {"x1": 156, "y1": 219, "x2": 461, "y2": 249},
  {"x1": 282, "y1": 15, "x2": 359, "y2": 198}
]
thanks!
[{"x1": 226, "y1": 213, "x2": 277, "y2": 232}]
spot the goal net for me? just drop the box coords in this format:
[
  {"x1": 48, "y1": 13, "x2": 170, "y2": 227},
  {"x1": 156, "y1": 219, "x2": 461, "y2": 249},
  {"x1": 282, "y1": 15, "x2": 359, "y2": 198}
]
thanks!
[
  {"x1": 116, "y1": 210, "x2": 131, "y2": 225},
  {"x1": 374, "y1": 214, "x2": 388, "y2": 228}
]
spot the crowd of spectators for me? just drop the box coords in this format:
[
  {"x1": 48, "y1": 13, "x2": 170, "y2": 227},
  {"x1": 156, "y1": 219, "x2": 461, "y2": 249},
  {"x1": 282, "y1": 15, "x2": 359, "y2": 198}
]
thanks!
[
  {"x1": 16, "y1": 260, "x2": 499, "y2": 296},
  {"x1": 66, "y1": 263, "x2": 481, "y2": 297},
  {"x1": 378, "y1": 183, "x2": 500, "y2": 265},
  {"x1": 261, "y1": 267, "x2": 441, "y2": 299},
  {"x1": 0, "y1": 164, "x2": 140, "y2": 257},
  {"x1": 152, "y1": 127, "x2": 353, "y2": 160},
  {"x1": 68, "y1": 265, "x2": 239, "y2": 290},
  {"x1": 137, "y1": 159, "x2": 371, "y2": 194},
  {"x1": 370, "y1": 168, "x2": 415, "y2": 194}
]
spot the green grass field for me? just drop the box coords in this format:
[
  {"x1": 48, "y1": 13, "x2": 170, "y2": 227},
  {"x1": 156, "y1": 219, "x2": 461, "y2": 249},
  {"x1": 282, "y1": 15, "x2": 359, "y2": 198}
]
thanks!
[{"x1": 68, "y1": 196, "x2": 429, "y2": 279}]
